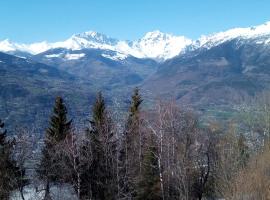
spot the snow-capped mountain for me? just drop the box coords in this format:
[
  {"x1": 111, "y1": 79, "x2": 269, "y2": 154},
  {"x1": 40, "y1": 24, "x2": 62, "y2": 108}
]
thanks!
[
  {"x1": 193, "y1": 21, "x2": 270, "y2": 49},
  {"x1": 1, "y1": 21, "x2": 270, "y2": 61},
  {"x1": 117, "y1": 31, "x2": 192, "y2": 60},
  {"x1": 0, "y1": 31, "x2": 192, "y2": 61},
  {"x1": 0, "y1": 32, "x2": 119, "y2": 55},
  {"x1": 53, "y1": 31, "x2": 119, "y2": 52}
]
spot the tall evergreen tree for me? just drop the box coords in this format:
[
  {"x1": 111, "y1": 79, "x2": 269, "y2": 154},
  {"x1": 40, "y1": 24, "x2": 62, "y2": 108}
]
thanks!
[
  {"x1": 80, "y1": 92, "x2": 117, "y2": 200},
  {"x1": 37, "y1": 96, "x2": 72, "y2": 200},
  {"x1": 0, "y1": 119, "x2": 21, "y2": 200},
  {"x1": 119, "y1": 87, "x2": 143, "y2": 198},
  {"x1": 46, "y1": 96, "x2": 72, "y2": 143},
  {"x1": 136, "y1": 136, "x2": 162, "y2": 200},
  {"x1": 129, "y1": 87, "x2": 143, "y2": 120}
]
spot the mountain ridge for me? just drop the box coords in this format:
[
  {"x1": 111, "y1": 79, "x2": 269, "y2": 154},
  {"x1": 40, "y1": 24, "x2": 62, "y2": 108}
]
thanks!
[
  {"x1": 1, "y1": 21, "x2": 269, "y2": 61},
  {"x1": 0, "y1": 31, "x2": 191, "y2": 61}
]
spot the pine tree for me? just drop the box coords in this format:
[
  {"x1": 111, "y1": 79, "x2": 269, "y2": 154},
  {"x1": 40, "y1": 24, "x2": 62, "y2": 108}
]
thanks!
[
  {"x1": 37, "y1": 96, "x2": 72, "y2": 200},
  {"x1": 136, "y1": 136, "x2": 162, "y2": 200},
  {"x1": 46, "y1": 96, "x2": 72, "y2": 143},
  {"x1": 119, "y1": 87, "x2": 143, "y2": 198},
  {"x1": 80, "y1": 92, "x2": 117, "y2": 200},
  {"x1": 87, "y1": 92, "x2": 106, "y2": 199},
  {"x1": 129, "y1": 87, "x2": 143, "y2": 120},
  {"x1": 0, "y1": 120, "x2": 21, "y2": 200},
  {"x1": 92, "y1": 92, "x2": 106, "y2": 125}
]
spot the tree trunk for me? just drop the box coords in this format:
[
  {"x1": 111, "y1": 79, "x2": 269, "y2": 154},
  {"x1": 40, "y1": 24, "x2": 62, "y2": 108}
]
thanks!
[
  {"x1": 43, "y1": 181, "x2": 52, "y2": 200},
  {"x1": 77, "y1": 172, "x2": 81, "y2": 200},
  {"x1": 20, "y1": 186, "x2": 25, "y2": 200}
]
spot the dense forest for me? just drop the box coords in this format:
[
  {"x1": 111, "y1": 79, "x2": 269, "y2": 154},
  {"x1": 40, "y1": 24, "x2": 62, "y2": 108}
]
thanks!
[{"x1": 1, "y1": 88, "x2": 270, "y2": 200}]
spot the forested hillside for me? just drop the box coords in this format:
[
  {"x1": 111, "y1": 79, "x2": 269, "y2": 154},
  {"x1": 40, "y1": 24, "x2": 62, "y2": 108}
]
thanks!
[{"x1": 1, "y1": 89, "x2": 270, "y2": 200}]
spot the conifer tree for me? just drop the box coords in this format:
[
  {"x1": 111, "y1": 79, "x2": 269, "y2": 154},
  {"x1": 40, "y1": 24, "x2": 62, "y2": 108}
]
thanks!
[
  {"x1": 129, "y1": 87, "x2": 143, "y2": 120},
  {"x1": 119, "y1": 87, "x2": 143, "y2": 198},
  {"x1": 46, "y1": 96, "x2": 72, "y2": 143},
  {"x1": 37, "y1": 96, "x2": 72, "y2": 200},
  {"x1": 80, "y1": 92, "x2": 117, "y2": 200},
  {"x1": 136, "y1": 136, "x2": 162, "y2": 200},
  {"x1": 0, "y1": 120, "x2": 21, "y2": 200}
]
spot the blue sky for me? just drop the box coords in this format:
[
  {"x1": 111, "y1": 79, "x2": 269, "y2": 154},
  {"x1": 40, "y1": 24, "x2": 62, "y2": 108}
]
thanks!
[{"x1": 1, "y1": 0, "x2": 270, "y2": 43}]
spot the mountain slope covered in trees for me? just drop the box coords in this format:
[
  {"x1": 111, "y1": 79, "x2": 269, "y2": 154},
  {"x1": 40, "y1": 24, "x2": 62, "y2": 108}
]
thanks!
[
  {"x1": 143, "y1": 36, "x2": 270, "y2": 118},
  {"x1": 0, "y1": 52, "x2": 96, "y2": 131}
]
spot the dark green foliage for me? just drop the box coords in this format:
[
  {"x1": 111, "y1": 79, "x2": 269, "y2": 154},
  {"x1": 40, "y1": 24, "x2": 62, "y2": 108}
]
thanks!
[
  {"x1": 92, "y1": 92, "x2": 106, "y2": 125},
  {"x1": 46, "y1": 96, "x2": 72, "y2": 143},
  {"x1": 81, "y1": 121, "x2": 106, "y2": 199},
  {"x1": 0, "y1": 120, "x2": 22, "y2": 200},
  {"x1": 37, "y1": 96, "x2": 72, "y2": 198},
  {"x1": 129, "y1": 87, "x2": 143, "y2": 119},
  {"x1": 88, "y1": 93, "x2": 107, "y2": 190},
  {"x1": 119, "y1": 88, "x2": 143, "y2": 198},
  {"x1": 80, "y1": 92, "x2": 117, "y2": 200},
  {"x1": 136, "y1": 137, "x2": 161, "y2": 200}
]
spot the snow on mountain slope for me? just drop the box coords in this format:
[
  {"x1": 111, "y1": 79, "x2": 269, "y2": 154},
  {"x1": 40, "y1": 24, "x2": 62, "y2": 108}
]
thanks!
[
  {"x1": 1, "y1": 21, "x2": 270, "y2": 60},
  {"x1": 118, "y1": 31, "x2": 192, "y2": 60},
  {"x1": 0, "y1": 39, "x2": 27, "y2": 52},
  {"x1": 65, "y1": 53, "x2": 86, "y2": 60},
  {"x1": 194, "y1": 21, "x2": 270, "y2": 49},
  {"x1": 52, "y1": 31, "x2": 118, "y2": 51},
  {"x1": 0, "y1": 39, "x2": 51, "y2": 54},
  {"x1": 0, "y1": 31, "x2": 118, "y2": 55},
  {"x1": 102, "y1": 52, "x2": 128, "y2": 61},
  {"x1": 0, "y1": 31, "x2": 191, "y2": 61},
  {"x1": 0, "y1": 39, "x2": 17, "y2": 52}
]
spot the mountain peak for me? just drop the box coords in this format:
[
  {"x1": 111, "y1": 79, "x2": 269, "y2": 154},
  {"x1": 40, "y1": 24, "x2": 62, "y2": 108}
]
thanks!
[
  {"x1": 132, "y1": 31, "x2": 192, "y2": 60},
  {"x1": 0, "y1": 39, "x2": 16, "y2": 52},
  {"x1": 195, "y1": 21, "x2": 270, "y2": 49},
  {"x1": 143, "y1": 30, "x2": 166, "y2": 38},
  {"x1": 72, "y1": 31, "x2": 118, "y2": 45}
]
